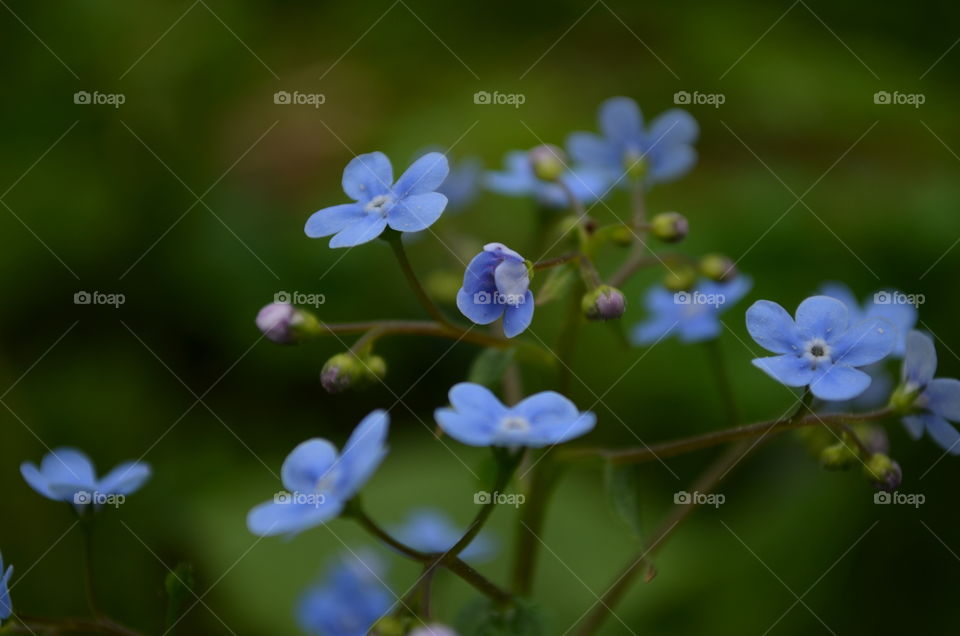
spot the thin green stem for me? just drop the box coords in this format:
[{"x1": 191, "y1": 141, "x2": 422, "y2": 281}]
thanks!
[
  {"x1": 703, "y1": 340, "x2": 738, "y2": 426},
  {"x1": 385, "y1": 233, "x2": 453, "y2": 327},
  {"x1": 510, "y1": 452, "x2": 560, "y2": 596},
  {"x1": 80, "y1": 517, "x2": 102, "y2": 619},
  {"x1": 532, "y1": 252, "x2": 580, "y2": 271}
]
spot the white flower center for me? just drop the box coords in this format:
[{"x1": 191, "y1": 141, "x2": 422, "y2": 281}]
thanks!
[
  {"x1": 314, "y1": 470, "x2": 339, "y2": 495},
  {"x1": 499, "y1": 415, "x2": 531, "y2": 435},
  {"x1": 364, "y1": 194, "x2": 394, "y2": 216},
  {"x1": 803, "y1": 338, "x2": 832, "y2": 366}
]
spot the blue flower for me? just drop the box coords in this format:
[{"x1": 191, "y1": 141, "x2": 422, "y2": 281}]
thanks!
[
  {"x1": 486, "y1": 150, "x2": 609, "y2": 208},
  {"x1": 392, "y1": 508, "x2": 495, "y2": 562},
  {"x1": 0, "y1": 551, "x2": 12, "y2": 621},
  {"x1": 900, "y1": 330, "x2": 960, "y2": 454},
  {"x1": 297, "y1": 551, "x2": 391, "y2": 636},
  {"x1": 247, "y1": 410, "x2": 389, "y2": 537},
  {"x1": 456, "y1": 243, "x2": 534, "y2": 338},
  {"x1": 819, "y1": 282, "x2": 918, "y2": 357},
  {"x1": 305, "y1": 152, "x2": 449, "y2": 248},
  {"x1": 20, "y1": 448, "x2": 151, "y2": 507},
  {"x1": 632, "y1": 277, "x2": 752, "y2": 345},
  {"x1": 437, "y1": 155, "x2": 483, "y2": 211},
  {"x1": 567, "y1": 97, "x2": 698, "y2": 187},
  {"x1": 435, "y1": 383, "x2": 596, "y2": 448},
  {"x1": 746, "y1": 296, "x2": 896, "y2": 401}
]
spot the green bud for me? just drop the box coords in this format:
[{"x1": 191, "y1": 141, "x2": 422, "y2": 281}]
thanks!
[
  {"x1": 863, "y1": 453, "x2": 902, "y2": 492},
  {"x1": 610, "y1": 224, "x2": 634, "y2": 246},
  {"x1": 890, "y1": 382, "x2": 922, "y2": 413},
  {"x1": 663, "y1": 265, "x2": 697, "y2": 292},
  {"x1": 581, "y1": 285, "x2": 626, "y2": 321},
  {"x1": 320, "y1": 353, "x2": 386, "y2": 393},
  {"x1": 256, "y1": 302, "x2": 322, "y2": 344},
  {"x1": 700, "y1": 253, "x2": 737, "y2": 282},
  {"x1": 649, "y1": 212, "x2": 689, "y2": 243},
  {"x1": 528, "y1": 144, "x2": 566, "y2": 181},
  {"x1": 371, "y1": 616, "x2": 405, "y2": 636},
  {"x1": 820, "y1": 443, "x2": 858, "y2": 470}
]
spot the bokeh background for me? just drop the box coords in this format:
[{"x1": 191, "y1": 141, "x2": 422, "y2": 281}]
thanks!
[{"x1": 2, "y1": 0, "x2": 959, "y2": 633}]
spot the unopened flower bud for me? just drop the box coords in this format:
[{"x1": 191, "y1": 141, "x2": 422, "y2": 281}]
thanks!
[
  {"x1": 409, "y1": 625, "x2": 458, "y2": 636},
  {"x1": 700, "y1": 253, "x2": 737, "y2": 282},
  {"x1": 663, "y1": 265, "x2": 697, "y2": 292},
  {"x1": 256, "y1": 302, "x2": 319, "y2": 344},
  {"x1": 864, "y1": 454, "x2": 902, "y2": 492},
  {"x1": 820, "y1": 443, "x2": 858, "y2": 470},
  {"x1": 320, "y1": 353, "x2": 386, "y2": 393},
  {"x1": 649, "y1": 212, "x2": 689, "y2": 243},
  {"x1": 610, "y1": 224, "x2": 634, "y2": 246},
  {"x1": 581, "y1": 285, "x2": 626, "y2": 321},
  {"x1": 528, "y1": 144, "x2": 566, "y2": 181}
]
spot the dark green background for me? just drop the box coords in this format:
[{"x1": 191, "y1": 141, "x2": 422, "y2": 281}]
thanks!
[{"x1": 2, "y1": 0, "x2": 959, "y2": 634}]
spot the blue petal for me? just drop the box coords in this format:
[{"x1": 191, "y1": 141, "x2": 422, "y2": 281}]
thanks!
[
  {"x1": 387, "y1": 192, "x2": 447, "y2": 232},
  {"x1": 809, "y1": 364, "x2": 871, "y2": 401},
  {"x1": 456, "y1": 287, "x2": 504, "y2": 325},
  {"x1": 459, "y1": 249, "x2": 499, "y2": 296},
  {"x1": 925, "y1": 413, "x2": 960, "y2": 454},
  {"x1": 818, "y1": 282, "x2": 863, "y2": 322},
  {"x1": 97, "y1": 461, "x2": 151, "y2": 496},
  {"x1": 338, "y1": 410, "x2": 389, "y2": 499},
  {"x1": 924, "y1": 378, "x2": 960, "y2": 421},
  {"x1": 434, "y1": 408, "x2": 497, "y2": 446},
  {"x1": 902, "y1": 414, "x2": 928, "y2": 440},
  {"x1": 0, "y1": 563, "x2": 11, "y2": 620},
  {"x1": 393, "y1": 508, "x2": 494, "y2": 561},
  {"x1": 746, "y1": 300, "x2": 801, "y2": 354},
  {"x1": 494, "y1": 257, "x2": 530, "y2": 299},
  {"x1": 599, "y1": 97, "x2": 643, "y2": 141},
  {"x1": 795, "y1": 296, "x2": 848, "y2": 341},
  {"x1": 866, "y1": 299, "x2": 917, "y2": 357},
  {"x1": 485, "y1": 151, "x2": 536, "y2": 196},
  {"x1": 701, "y1": 276, "x2": 753, "y2": 311},
  {"x1": 560, "y1": 168, "x2": 608, "y2": 202},
  {"x1": 21, "y1": 462, "x2": 58, "y2": 500},
  {"x1": 567, "y1": 132, "x2": 613, "y2": 167},
  {"x1": 631, "y1": 315, "x2": 677, "y2": 345},
  {"x1": 502, "y1": 291, "x2": 534, "y2": 338},
  {"x1": 449, "y1": 382, "x2": 507, "y2": 416},
  {"x1": 328, "y1": 214, "x2": 387, "y2": 248},
  {"x1": 281, "y1": 439, "x2": 338, "y2": 494},
  {"x1": 677, "y1": 311, "x2": 721, "y2": 343},
  {"x1": 645, "y1": 109, "x2": 699, "y2": 148},
  {"x1": 649, "y1": 145, "x2": 696, "y2": 184},
  {"x1": 903, "y1": 330, "x2": 937, "y2": 387},
  {"x1": 512, "y1": 392, "x2": 595, "y2": 446},
  {"x1": 393, "y1": 152, "x2": 449, "y2": 198},
  {"x1": 22, "y1": 448, "x2": 99, "y2": 501},
  {"x1": 752, "y1": 355, "x2": 816, "y2": 386},
  {"x1": 247, "y1": 499, "x2": 344, "y2": 537},
  {"x1": 342, "y1": 152, "x2": 392, "y2": 201},
  {"x1": 305, "y1": 203, "x2": 364, "y2": 238},
  {"x1": 829, "y1": 318, "x2": 895, "y2": 367}
]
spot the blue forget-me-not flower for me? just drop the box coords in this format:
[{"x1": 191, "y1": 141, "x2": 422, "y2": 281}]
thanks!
[
  {"x1": 819, "y1": 282, "x2": 918, "y2": 357},
  {"x1": 632, "y1": 277, "x2": 752, "y2": 345},
  {"x1": 305, "y1": 152, "x2": 449, "y2": 248},
  {"x1": 746, "y1": 295, "x2": 896, "y2": 401},
  {"x1": 486, "y1": 150, "x2": 609, "y2": 208},
  {"x1": 435, "y1": 383, "x2": 596, "y2": 448},
  {"x1": 297, "y1": 550, "x2": 391, "y2": 636},
  {"x1": 899, "y1": 330, "x2": 960, "y2": 454},
  {"x1": 247, "y1": 410, "x2": 389, "y2": 537},
  {"x1": 393, "y1": 508, "x2": 494, "y2": 562},
  {"x1": 456, "y1": 243, "x2": 534, "y2": 338},
  {"x1": 21, "y1": 448, "x2": 151, "y2": 507}
]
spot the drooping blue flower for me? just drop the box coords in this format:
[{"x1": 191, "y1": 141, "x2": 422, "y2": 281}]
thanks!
[
  {"x1": 0, "y1": 551, "x2": 12, "y2": 621},
  {"x1": 819, "y1": 282, "x2": 918, "y2": 357},
  {"x1": 247, "y1": 410, "x2": 389, "y2": 537},
  {"x1": 392, "y1": 508, "x2": 495, "y2": 562},
  {"x1": 746, "y1": 296, "x2": 896, "y2": 401},
  {"x1": 297, "y1": 551, "x2": 392, "y2": 636},
  {"x1": 567, "y1": 97, "x2": 698, "y2": 187},
  {"x1": 900, "y1": 330, "x2": 960, "y2": 454},
  {"x1": 631, "y1": 276, "x2": 752, "y2": 345},
  {"x1": 456, "y1": 243, "x2": 534, "y2": 338},
  {"x1": 20, "y1": 448, "x2": 151, "y2": 507},
  {"x1": 485, "y1": 150, "x2": 609, "y2": 208},
  {"x1": 435, "y1": 383, "x2": 595, "y2": 448},
  {"x1": 305, "y1": 152, "x2": 449, "y2": 248}
]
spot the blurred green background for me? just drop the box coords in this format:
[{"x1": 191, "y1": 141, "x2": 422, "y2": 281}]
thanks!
[{"x1": 2, "y1": 0, "x2": 960, "y2": 633}]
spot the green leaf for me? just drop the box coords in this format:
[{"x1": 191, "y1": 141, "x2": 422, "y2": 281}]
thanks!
[
  {"x1": 456, "y1": 598, "x2": 548, "y2": 636},
  {"x1": 164, "y1": 562, "x2": 196, "y2": 633},
  {"x1": 535, "y1": 263, "x2": 577, "y2": 306},
  {"x1": 605, "y1": 460, "x2": 644, "y2": 538},
  {"x1": 467, "y1": 347, "x2": 516, "y2": 389}
]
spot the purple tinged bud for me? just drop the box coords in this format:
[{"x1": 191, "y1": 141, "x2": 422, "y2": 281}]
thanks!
[
  {"x1": 256, "y1": 303, "x2": 298, "y2": 344},
  {"x1": 528, "y1": 144, "x2": 566, "y2": 181},
  {"x1": 649, "y1": 212, "x2": 688, "y2": 243},
  {"x1": 582, "y1": 285, "x2": 626, "y2": 321},
  {"x1": 699, "y1": 253, "x2": 737, "y2": 282},
  {"x1": 321, "y1": 353, "x2": 386, "y2": 393},
  {"x1": 864, "y1": 454, "x2": 902, "y2": 492}
]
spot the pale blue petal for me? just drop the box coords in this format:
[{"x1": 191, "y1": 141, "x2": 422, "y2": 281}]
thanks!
[
  {"x1": 456, "y1": 287, "x2": 504, "y2": 325},
  {"x1": 247, "y1": 499, "x2": 344, "y2": 537},
  {"x1": 484, "y1": 242, "x2": 524, "y2": 263},
  {"x1": 460, "y1": 249, "x2": 499, "y2": 296},
  {"x1": 925, "y1": 414, "x2": 960, "y2": 454},
  {"x1": 648, "y1": 145, "x2": 696, "y2": 183},
  {"x1": 494, "y1": 259, "x2": 530, "y2": 302},
  {"x1": 486, "y1": 151, "x2": 536, "y2": 196},
  {"x1": 560, "y1": 168, "x2": 608, "y2": 202},
  {"x1": 818, "y1": 282, "x2": 863, "y2": 322},
  {"x1": 512, "y1": 392, "x2": 595, "y2": 446},
  {"x1": 281, "y1": 439, "x2": 339, "y2": 494},
  {"x1": 631, "y1": 315, "x2": 677, "y2": 345},
  {"x1": 434, "y1": 408, "x2": 497, "y2": 446},
  {"x1": 21, "y1": 462, "x2": 58, "y2": 500},
  {"x1": 0, "y1": 563, "x2": 11, "y2": 620},
  {"x1": 796, "y1": 296, "x2": 848, "y2": 341},
  {"x1": 924, "y1": 378, "x2": 960, "y2": 421},
  {"x1": 393, "y1": 152, "x2": 449, "y2": 197},
  {"x1": 342, "y1": 152, "x2": 392, "y2": 201},
  {"x1": 902, "y1": 414, "x2": 928, "y2": 440},
  {"x1": 97, "y1": 462, "x2": 151, "y2": 496},
  {"x1": 809, "y1": 364, "x2": 871, "y2": 401},
  {"x1": 387, "y1": 192, "x2": 447, "y2": 232},
  {"x1": 746, "y1": 300, "x2": 801, "y2": 354},
  {"x1": 599, "y1": 97, "x2": 643, "y2": 141},
  {"x1": 567, "y1": 131, "x2": 614, "y2": 167},
  {"x1": 866, "y1": 299, "x2": 917, "y2": 357},
  {"x1": 830, "y1": 318, "x2": 896, "y2": 367},
  {"x1": 752, "y1": 355, "x2": 816, "y2": 386},
  {"x1": 305, "y1": 203, "x2": 364, "y2": 238},
  {"x1": 502, "y1": 291, "x2": 534, "y2": 338},
  {"x1": 646, "y1": 109, "x2": 699, "y2": 148},
  {"x1": 448, "y1": 382, "x2": 507, "y2": 416},
  {"x1": 328, "y1": 214, "x2": 387, "y2": 248},
  {"x1": 677, "y1": 311, "x2": 721, "y2": 342},
  {"x1": 903, "y1": 330, "x2": 937, "y2": 387},
  {"x1": 338, "y1": 410, "x2": 389, "y2": 499}
]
